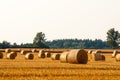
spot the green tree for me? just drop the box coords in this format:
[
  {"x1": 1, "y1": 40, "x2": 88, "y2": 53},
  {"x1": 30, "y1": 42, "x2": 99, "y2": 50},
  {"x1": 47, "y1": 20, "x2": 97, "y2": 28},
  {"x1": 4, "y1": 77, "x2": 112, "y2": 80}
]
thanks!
[
  {"x1": 1, "y1": 41, "x2": 11, "y2": 48},
  {"x1": 33, "y1": 32, "x2": 49, "y2": 48},
  {"x1": 107, "y1": 28, "x2": 120, "y2": 48},
  {"x1": 20, "y1": 43, "x2": 33, "y2": 48},
  {"x1": 12, "y1": 43, "x2": 19, "y2": 48},
  {"x1": 46, "y1": 39, "x2": 109, "y2": 49}
]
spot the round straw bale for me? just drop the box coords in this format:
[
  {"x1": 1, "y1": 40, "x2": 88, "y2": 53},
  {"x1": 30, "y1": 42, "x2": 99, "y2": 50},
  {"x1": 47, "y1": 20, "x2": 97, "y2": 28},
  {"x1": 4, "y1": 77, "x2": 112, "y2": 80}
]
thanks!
[
  {"x1": 51, "y1": 53, "x2": 60, "y2": 60},
  {"x1": 87, "y1": 50, "x2": 93, "y2": 60},
  {"x1": 31, "y1": 49, "x2": 37, "y2": 53},
  {"x1": 112, "y1": 50, "x2": 117, "y2": 58},
  {"x1": 67, "y1": 49, "x2": 88, "y2": 64},
  {"x1": 5, "y1": 49, "x2": 11, "y2": 53},
  {"x1": 0, "y1": 52, "x2": 3, "y2": 59},
  {"x1": 115, "y1": 54, "x2": 120, "y2": 62},
  {"x1": 6, "y1": 52, "x2": 16, "y2": 59},
  {"x1": 60, "y1": 52, "x2": 69, "y2": 63},
  {"x1": 88, "y1": 50, "x2": 92, "y2": 54},
  {"x1": 45, "y1": 52, "x2": 51, "y2": 58},
  {"x1": 91, "y1": 52, "x2": 102, "y2": 61},
  {"x1": 101, "y1": 55, "x2": 105, "y2": 61},
  {"x1": 38, "y1": 50, "x2": 45, "y2": 58},
  {"x1": 17, "y1": 49, "x2": 21, "y2": 51},
  {"x1": 25, "y1": 53, "x2": 34, "y2": 60},
  {"x1": 10, "y1": 52, "x2": 17, "y2": 57},
  {"x1": 20, "y1": 50, "x2": 28, "y2": 55}
]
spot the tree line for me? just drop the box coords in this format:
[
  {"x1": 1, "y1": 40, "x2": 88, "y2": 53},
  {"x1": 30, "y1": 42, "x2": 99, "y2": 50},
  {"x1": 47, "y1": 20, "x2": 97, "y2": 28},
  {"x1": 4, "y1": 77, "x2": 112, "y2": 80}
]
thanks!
[
  {"x1": 0, "y1": 32, "x2": 49, "y2": 49},
  {"x1": 0, "y1": 39, "x2": 109, "y2": 49},
  {"x1": 0, "y1": 28, "x2": 120, "y2": 49},
  {"x1": 46, "y1": 39, "x2": 110, "y2": 49}
]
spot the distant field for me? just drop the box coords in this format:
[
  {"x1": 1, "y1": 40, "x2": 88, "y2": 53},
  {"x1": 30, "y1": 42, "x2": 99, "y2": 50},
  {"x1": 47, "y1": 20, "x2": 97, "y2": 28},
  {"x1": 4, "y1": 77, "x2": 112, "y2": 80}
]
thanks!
[{"x1": 0, "y1": 51, "x2": 120, "y2": 80}]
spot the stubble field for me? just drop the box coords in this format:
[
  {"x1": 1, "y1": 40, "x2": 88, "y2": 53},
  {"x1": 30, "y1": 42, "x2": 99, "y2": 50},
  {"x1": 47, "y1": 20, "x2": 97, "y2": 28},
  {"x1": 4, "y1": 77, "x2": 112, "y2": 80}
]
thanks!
[{"x1": 0, "y1": 51, "x2": 120, "y2": 80}]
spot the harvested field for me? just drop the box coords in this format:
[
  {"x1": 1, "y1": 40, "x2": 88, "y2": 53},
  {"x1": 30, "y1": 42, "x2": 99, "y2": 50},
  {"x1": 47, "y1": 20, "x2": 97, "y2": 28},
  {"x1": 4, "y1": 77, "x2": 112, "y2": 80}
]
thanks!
[{"x1": 0, "y1": 49, "x2": 120, "y2": 80}]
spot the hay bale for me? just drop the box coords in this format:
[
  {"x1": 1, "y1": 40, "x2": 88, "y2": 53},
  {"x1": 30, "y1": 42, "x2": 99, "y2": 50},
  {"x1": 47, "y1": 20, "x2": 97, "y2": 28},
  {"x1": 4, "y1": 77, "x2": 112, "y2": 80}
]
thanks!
[
  {"x1": 17, "y1": 49, "x2": 21, "y2": 51},
  {"x1": 38, "y1": 50, "x2": 45, "y2": 58},
  {"x1": 45, "y1": 52, "x2": 51, "y2": 58},
  {"x1": 88, "y1": 50, "x2": 92, "y2": 54},
  {"x1": 20, "y1": 50, "x2": 28, "y2": 55},
  {"x1": 25, "y1": 53, "x2": 34, "y2": 60},
  {"x1": 0, "y1": 52, "x2": 3, "y2": 59},
  {"x1": 92, "y1": 52, "x2": 102, "y2": 61},
  {"x1": 31, "y1": 49, "x2": 37, "y2": 53},
  {"x1": 10, "y1": 48, "x2": 21, "y2": 53},
  {"x1": 67, "y1": 49, "x2": 88, "y2": 64},
  {"x1": 5, "y1": 49, "x2": 11, "y2": 53},
  {"x1": 10, "y1": 52, "x2": 17, "y2": 57},
  {"x1": 101, "y1": 55, "x2": 105, "y2": 61},
  {"x1": 91, "y1": 51, "x2": 105, "y2": 61},
  {"x1": 6, "y1": 52, "x2": 16, "y2": 59},
  {"x1": 112, "y1": 50, "x2": 117, "y2": 58},
  {"x1": 87, "y1": 50, "x2": 93, "y2": 60},
  {"x1": 115, "y1": 54, "x2": 120, "y2": 62},
  {"x1": 51, "y1": 53, "x2": 60, "y2": 60},
  {"x1": 60, "y1": 52, "x2": 69, "y2": 63}
]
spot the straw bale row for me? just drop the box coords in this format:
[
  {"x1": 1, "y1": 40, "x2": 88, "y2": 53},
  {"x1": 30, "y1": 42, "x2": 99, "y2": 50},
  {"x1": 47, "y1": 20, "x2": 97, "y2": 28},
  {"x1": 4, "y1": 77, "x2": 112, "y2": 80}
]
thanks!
[
  {"x1": 3, "y1": 48, "x2": 120, "y2": 62},
  {"x1": 38, "y1": 50, "x2": 55, "y2": 58},
  {"x1": 37, "y1": 49, "x2": 88, "y2": 64},
  {"x1": 52, "y1": 49, "x2": 88, "y2": 64}
]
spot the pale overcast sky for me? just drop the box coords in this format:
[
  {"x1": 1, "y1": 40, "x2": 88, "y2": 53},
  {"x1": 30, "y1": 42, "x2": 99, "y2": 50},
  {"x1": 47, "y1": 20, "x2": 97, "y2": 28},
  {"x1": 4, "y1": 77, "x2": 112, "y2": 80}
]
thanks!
[{"x1": 0, "y1": 0, "x2": 120, "y2": 44}]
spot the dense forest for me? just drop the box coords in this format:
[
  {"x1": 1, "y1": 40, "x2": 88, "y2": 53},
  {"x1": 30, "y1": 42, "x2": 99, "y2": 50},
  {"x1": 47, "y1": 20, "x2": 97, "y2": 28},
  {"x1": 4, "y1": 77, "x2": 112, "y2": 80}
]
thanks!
[
  {"x1": 46, "y1": 39, "x2": 110, "y2": 49},
  {"x1": 0, "y1": 28, "x2": 120, "y2": 49},
  {"x1": 0, "y1": 39, "x2": 110, "y2": 49}
]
